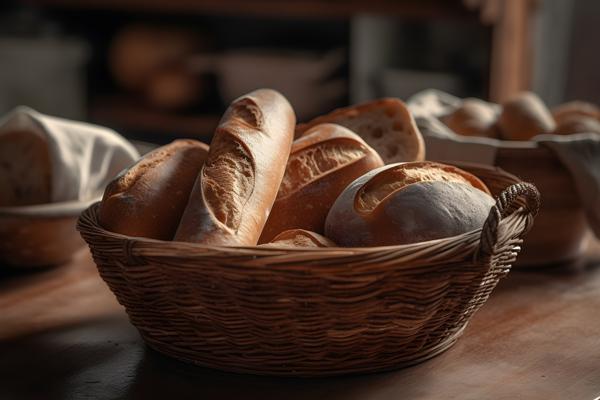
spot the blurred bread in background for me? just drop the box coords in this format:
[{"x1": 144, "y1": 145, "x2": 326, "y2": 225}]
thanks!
[
  {"x1": 497, "y1": 92, "x2": 556, "y2": 140},
  {"x1": 0, "y1": 130, "x2": 51, "y2": 207}
]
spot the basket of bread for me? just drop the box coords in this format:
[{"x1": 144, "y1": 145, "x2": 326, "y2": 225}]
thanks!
[
  {"x1": 409, "y1": 90, "x2": 600, "y2": 266},
  {"x1": 0, "y1": 107, "x2": 139, "y2": 268},
  {"x1": 78, "y1": 89, "x2": 539, "y2": 376}
]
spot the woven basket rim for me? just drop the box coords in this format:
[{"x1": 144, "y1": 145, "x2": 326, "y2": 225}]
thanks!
[{"x1": 81, "y1": 201, "x2": 486, "y2": 255}]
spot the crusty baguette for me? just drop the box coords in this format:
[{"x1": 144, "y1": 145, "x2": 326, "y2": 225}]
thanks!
[
  {"x1": 497, "y1": 92, "x2": 555, "y2": 140},
  {"x1": 0, "y1": 130, "x2": 51, "y2": 206},
  {"x1": 174, "y1": 88, "x2": 295, "y2": 245},
  {"x1": 99, "y1": 139, "x2": 209, "y2": 240},
  {"x1": 260, "y1": 229, "x2": 336, "y2": 248},
  {"x1": 325, "y1": 161, "x2": 494, "y2": 247},
  {"x1": 296, "y1": 98, "x2": 425, "y2": 164},
  {"x1": 259, "y1": 123, "x2": 383, "y2": 243}
]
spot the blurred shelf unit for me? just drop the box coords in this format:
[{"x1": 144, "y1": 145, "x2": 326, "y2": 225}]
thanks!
[
  {"x1": 24, "y1": 0, "x2": 538, "y2": 141},
  {"x1": 91, "y1": 96, "x2": 218, "y2": 143},
  {"x1": 25, "y1": 0, "x2": 472, "y2": 19}
]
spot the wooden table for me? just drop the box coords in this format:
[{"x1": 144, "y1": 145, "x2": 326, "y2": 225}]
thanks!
[{"x1": 2, "y1": 243, "x2": 600, "y2": 400}]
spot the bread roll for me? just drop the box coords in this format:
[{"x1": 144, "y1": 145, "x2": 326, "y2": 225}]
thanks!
[
  {"x1": 145, "y1": 67, "x2": 202, "y2": 110},
  {"x1": 552, "y1": 100, "x2": 600, "y2": 125},
  {"x1": 174, "y1": 89, "x2": 295, "y2": 245},
  {"x1": 497, "y1": 92, "x2": 555, "y2": 140},
  {"x1": 296, "y1": 98, "x2": 425, "y2": 164},
  {"x1": 553, "y1": 116, "x2": 600, "y2": 135},
  {"x1": 109, "y1": 24, "x2": 201, "y2": 91},
  {"x1": 0, "y1": 130, "x2": 51, "y2": 207},
  {"x1": 325, "y1": 162, "x2": 494, "y2": 247},
  {"x1": 99, "y1": 139, "x2": 209, "y2": 240},
  {"x1": 259, "y1": 123, "x2": 383, "y2": 243},
  {"x1": 261, "y1": 229, "x2": 336, "y2": 248},
  {"x1": 442, "y1": 98, "x2": 499, "y2": 138}
]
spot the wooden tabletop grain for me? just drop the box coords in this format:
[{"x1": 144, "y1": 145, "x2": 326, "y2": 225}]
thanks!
[{"x1": 1, "y1": 243, "x2": 600, "y2": 400}]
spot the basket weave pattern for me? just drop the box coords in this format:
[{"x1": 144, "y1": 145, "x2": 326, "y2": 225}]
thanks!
[{"x1": 78, "y1": 164, "x2": 539, "y2": 376}]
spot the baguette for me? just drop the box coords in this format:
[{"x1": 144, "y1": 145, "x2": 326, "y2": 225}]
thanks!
[
  {"x1": 174, "y1": 88, "x2": 295, "y2": 245},
  {"x1": 99, "y1": 139, "x2": 209, "y2": 240}
]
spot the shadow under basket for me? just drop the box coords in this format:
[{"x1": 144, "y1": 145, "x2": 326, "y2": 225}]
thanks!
[{"x1": 77, "y1": 164, "x2": 539, "y2": 377}]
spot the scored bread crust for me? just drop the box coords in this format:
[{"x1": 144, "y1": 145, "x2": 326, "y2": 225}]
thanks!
[
  {"x1": 174, "y1": 88, "x2": 296, "y2": 246},
  {"x1": 99, "y1": 139, "x2": 209, "y2": 240},
  {"x1": 295, "y1": 98, "x2": 425, "y2": 164},
  {"x1": 258, "y1": 123, "x2": 384, "y2": 243},
  {"x1": 497, "y1": 92, "x2": 556, "y2": 141},
  {"x1": 261, "y1": 229, "x2": 336, "y2": 248},
  {"x1": 325, "y1": 162, "x2": 495, "y2": 247}
]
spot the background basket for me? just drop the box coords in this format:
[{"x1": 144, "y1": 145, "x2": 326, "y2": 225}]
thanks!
[{"x1": 77, "y1": 163, "x2": 539, "y2": 377}]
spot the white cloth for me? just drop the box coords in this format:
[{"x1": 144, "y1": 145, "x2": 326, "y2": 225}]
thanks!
[
  {"x1": 0, "y1": 106, "x2": 139, "y2": 202},
  {"x1": 407, "y1": 89, "x2": 600, "y2": 238}
]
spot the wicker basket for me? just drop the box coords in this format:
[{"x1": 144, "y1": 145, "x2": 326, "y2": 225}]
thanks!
[{"x1": 77, "y1": 163, "x2": 539, "y2": 377}]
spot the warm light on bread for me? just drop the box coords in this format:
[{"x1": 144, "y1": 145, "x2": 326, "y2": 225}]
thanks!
[
  {"x1": 325, "y1": 162, "x2": 494, "y2": 247},
  {"x1": 259, "y1": 123, "x2": 383, "y2": 243},
  {"x1": 296, "y1": 98, "x2": 425, "y2": 164}
]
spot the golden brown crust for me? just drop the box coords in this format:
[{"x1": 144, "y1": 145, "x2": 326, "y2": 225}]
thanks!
[
  {"x1": 258, "y1": 123, "x2": 383, "y2": 243},
  {"x1": 553, "y1": 115, "x2": 600, "y2": 135},
  {"x1": 441, "y1": 98, "x2": 500, "y2": 138},
  {"x1": 325, "y1": 162, "x2": 495, "y2": 247},
  {"x1": 552, "y1": 101, "x2": 600, "y2": 125},
  {"x1": 174, "y1": 89, "x2": 296, "y2": 246},
  {"x1": 497, "y1": 92, "x2": 555, "y2": 141},
  {"x1": 261, "y1": 229, "x2": 336, "y2": 248},
  {"x1": 99, "y1": 139, "x2": 209, "y2": 240},
  {"x1": 296, "y1": 98, "x2": 425, "y2": 163}
]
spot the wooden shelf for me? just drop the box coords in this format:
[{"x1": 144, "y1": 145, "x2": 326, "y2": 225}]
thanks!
[
  {"x1": 90, "y1": 96, "x2": 219, "y2": 142},
  {"x1": 26, "y1": 0, "x2": 474, "y2": 20}
]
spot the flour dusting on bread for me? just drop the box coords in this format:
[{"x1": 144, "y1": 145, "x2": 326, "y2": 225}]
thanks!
[{"x1": 202, "y1": 134, "x2": 255, "y2": 230}]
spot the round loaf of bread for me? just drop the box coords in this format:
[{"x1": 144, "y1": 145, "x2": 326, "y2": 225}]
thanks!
[
  {"x1": 99, "y1": 139, "x2": 209, "y2": 240},
  {"x1": 497, "y1": 92, "x2": 555, "y2": 141},
  {"x1": 552, "y1": 100, "x2": 600, "y2": 125},
  {"x1": 296, "y1": 98, "x2": 425, "y2": 164},
  {"x1": 258, "y1": 123, "x2": 383, "y2": 243},
  {"x1": 260, "y1": 229, "x2": 336, "y2": 248},
  {"x1": 325, "y1": 162, "x2": 495, "y2": 247},
  {"x1": 553, "y1": 115, "x2": 600, "y2": 135},
  {"x1": 441, "y1": 98, "x2": 499, "y2": 138},
  {"x1": 0, "y1": 130, "x2": 51, "y2": 207}
]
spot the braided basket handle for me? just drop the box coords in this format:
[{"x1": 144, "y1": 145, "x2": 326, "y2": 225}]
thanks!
[{"x1": 477, "y1": 182, "x2": 540, "y2": 261}]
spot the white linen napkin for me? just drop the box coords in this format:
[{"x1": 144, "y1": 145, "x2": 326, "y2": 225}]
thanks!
[{"x1": 0, "y1": 106, "x2": 139, "y2": 202}]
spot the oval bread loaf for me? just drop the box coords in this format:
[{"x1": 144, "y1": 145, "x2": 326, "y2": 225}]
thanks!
[
  {"x1": 296, "y1": 98, "x2": 425, "y2": 164},
  {"x1": 552, "y1": 100, "x2": 600, "y2": 125},
  {"x1": 441, "y1": 98, "x2": 499, "y2": 138},
  {"x1": 497, "y1": 92, "x2": 555, "y2": 140},
  {"x1": 325, "y1": 162, "x2": 494, "y2": 247},
  {"x1": 261, "y1": 229, "x2": 336, "y2": 248},
  {"x1": 259, "y1": 123, "x2": 383, "y2": 243},
  {"x1": 174, "y1": 88, "x2": 296, "y2": 246},
  {"x1": 99, "y1": 139, "x2": 209, "y2": 240},
  {"x1": 0, "y1": 130, "x2": 52, "y2": 207}
]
